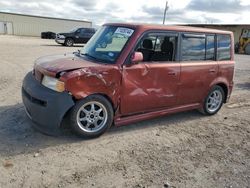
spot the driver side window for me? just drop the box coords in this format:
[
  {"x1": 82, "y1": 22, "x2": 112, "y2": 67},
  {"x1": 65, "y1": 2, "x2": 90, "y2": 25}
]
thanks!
[
  {"x1": 76, "y1": 29, "x2": 81, "y2": 34},
  {"x1": 136, "y1": 34, "x2": 177, "y2": 62}
]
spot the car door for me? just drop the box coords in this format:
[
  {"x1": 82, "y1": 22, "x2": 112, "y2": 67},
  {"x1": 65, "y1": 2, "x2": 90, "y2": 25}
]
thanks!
[
  {"x1": 78, "y1": 28, "x2": 93, "y2": 43},
  {"x1": 120, "y1": 32, "x2": 181, "y2": 115},
  {"x1": 177, "y1": 33, "x2": 218, "y2": 105},
  {"x1": 74, "y1": 29, "x2": 82, "y2": 43}
]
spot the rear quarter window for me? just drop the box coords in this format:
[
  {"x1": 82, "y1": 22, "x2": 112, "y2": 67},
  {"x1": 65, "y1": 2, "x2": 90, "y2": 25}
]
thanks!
[
  {"x1": 217, "y1": 34, "x2": 231, "y2": 61},
  {"x1": 206, "y1": 35, "x2": 215, "y2": 60}
]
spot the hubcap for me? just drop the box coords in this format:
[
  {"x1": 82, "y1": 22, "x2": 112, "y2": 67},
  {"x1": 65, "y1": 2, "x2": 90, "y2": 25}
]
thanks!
[
  {"x1": 76, "y1": 101, "x2": 108, "y2": 133},
  {"x1": 206, "y1": 90, "x2": 222, "y2": 113},
  {"x1": 67, "y1": 40, "x2": 73, "y2": 46}
]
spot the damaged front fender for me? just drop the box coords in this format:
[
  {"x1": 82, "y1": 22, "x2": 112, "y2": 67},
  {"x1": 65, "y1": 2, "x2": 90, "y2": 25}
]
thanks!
[{"x1": 62, "y1": 65, "x2": 122, "y2": 110}]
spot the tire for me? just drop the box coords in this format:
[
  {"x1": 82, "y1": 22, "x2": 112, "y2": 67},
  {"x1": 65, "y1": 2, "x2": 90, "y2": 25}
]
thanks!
[
  {"x1": 70, "y1": 95, "x2": 114, "y2": 138},
  {"x1": 234, "y1": 42, "x2": 239, "y2": 53},
  {"x1": 245, "y1": 43, "x2": 250, "y2": 55},
  {"x1": 65, "y1": 38, "x2": 74, "y2": 47},
  {"x1": 200, "y1": 85, "x2": 225, "y2": 115}
]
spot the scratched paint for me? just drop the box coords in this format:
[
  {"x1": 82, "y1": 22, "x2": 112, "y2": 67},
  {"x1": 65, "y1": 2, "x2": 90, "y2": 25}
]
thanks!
[{"x1": 32, "y1": 24, "x2": 234, "y2": 128}]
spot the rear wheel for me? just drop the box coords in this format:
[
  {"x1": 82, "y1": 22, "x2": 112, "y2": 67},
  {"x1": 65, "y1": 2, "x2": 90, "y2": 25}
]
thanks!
[
  {"x1": 70, "y1": 95, "x2": 113, "y2": 138},
  {"x1": 200, "y1": 85, "x2": 225, "y2": 115},
  {"x1": 65, "y1": 38, "x2": 74, "y2": 47}
]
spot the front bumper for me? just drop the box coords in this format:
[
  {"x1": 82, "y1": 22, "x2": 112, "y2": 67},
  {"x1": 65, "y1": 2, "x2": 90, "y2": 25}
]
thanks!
[
  {"x1": 55, "y1": 38, "x2": 65, "y2": 44},
  {"x1": 22, "y1": 72, "x2": 75, "y2": 135}
]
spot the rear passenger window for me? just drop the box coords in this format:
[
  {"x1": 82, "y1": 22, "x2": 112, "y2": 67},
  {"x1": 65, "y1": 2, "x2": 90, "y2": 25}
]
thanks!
[
  {"x1": 85, "y1": 28, "x2": 95, "y2": 33},
  {"x1": 181, "y1": 35, "x2": 206, "y2": 61},
  {"x1": 217, "y1": 35, "x2": 231, "y2": 61}
]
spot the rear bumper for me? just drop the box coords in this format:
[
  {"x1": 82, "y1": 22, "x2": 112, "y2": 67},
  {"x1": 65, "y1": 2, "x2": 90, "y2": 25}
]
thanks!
[
  {"x1": 226, "y1": 82, "x2": 234, "y2": 102},
  {"x1": 22, "y1": 72, "x2": 75, "y2": 135}
]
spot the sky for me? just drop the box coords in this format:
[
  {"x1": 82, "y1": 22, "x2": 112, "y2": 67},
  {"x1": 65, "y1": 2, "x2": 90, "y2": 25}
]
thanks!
[{"x1": 0, "y1": 0, "x2": 250, "y2": 27}]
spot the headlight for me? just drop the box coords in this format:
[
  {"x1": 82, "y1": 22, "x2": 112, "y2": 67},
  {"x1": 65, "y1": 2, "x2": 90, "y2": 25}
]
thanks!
[
  {"x1": 42, "y1": 75, "x2": 65, "y2": 92},
  {"x1": 58, "y1": 34, "x2": 65, "y2": 39}
]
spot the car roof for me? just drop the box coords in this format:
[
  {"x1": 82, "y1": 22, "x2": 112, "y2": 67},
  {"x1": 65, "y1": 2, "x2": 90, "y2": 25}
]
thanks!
[
  {"x1": 78, "y1": 27, "x2": 95, "y2": 29},
  {"x1": 104, "y1": 23, "x2": 233, "y2": 35}
]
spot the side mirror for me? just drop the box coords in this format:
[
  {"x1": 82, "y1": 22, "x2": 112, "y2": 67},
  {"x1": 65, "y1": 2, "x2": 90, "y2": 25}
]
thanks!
[{"x1": 131, "y1": 52, "x2": 143, "y2": 64}]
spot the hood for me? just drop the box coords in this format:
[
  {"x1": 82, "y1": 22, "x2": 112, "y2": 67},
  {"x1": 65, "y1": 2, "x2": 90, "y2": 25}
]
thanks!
[{"x1": 35, "y1": 53, "x2": 100, "y2": 76}]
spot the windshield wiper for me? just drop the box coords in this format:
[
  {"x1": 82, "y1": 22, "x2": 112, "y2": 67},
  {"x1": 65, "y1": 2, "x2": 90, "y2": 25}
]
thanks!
[
  {"x1": 80, "y1": 53, "x2": 111, "y2": 64},
  {"x1": 81, "y1": 53, "x2": 100, "y2": 61},
  {"x1": 73, "y1": 49, "x2": 81, "y2": 56},
  {"x1": 81, "y1": 53, "x2": 106, "y2": 63}
]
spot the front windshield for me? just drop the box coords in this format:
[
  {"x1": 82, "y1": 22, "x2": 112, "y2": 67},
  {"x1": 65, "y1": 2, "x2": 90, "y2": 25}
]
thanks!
[
  {"x1": 70, "y1": 28, "x2": 78, "y2": 33},
  {"x1": 81, "y1": 26, "x2": 134, "y2": 64}
]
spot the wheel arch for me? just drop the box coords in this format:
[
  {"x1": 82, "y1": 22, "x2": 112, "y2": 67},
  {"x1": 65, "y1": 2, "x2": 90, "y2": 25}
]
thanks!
[
  {"x1": 208, "y1": 76, "x2": 230, "y2": 104},
  {"x1": 65, "y1": 37, "x2": 75, "y2": 43},
  {"x1": 214, "y1": 82, "x2": 228, "y2": 103},
  {"x1": 73, "y1": 92, "x2": 116, "y2": 112},
  {"x1": 61, "y1": 92, "x2": 116, "y2": 129},
  {"x1": 93, "y1": 93, "x2": 115, "y2": 111}
]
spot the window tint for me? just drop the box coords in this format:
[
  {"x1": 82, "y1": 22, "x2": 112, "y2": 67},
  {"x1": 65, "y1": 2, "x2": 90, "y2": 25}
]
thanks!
[
  {"x1": 181, "y1": 35, "x2": 206, "y2": 61},
  {"x1": 90, "y1": 28, "x2": 96, "y2": 33},
  {"x1": 80, "y1": 29, "x2": 86, "y2": 34},
  {"x1": 136, "y1": 34, "x2": 177, "y2": 62},
  {"x1": 84, "y1": 28, "x2": 95, "y2": 33},
  {"x1": 217, "y1": 34, "x2": 231, "y2": 61},
  {"x1": 206, "y1": 35, "x2": 215, "y2": 60}
]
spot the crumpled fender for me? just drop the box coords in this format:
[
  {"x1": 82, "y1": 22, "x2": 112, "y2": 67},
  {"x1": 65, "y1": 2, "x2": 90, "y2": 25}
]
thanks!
[{"x1": 62, "y1": 66, "x2": 122, "y2": 110}]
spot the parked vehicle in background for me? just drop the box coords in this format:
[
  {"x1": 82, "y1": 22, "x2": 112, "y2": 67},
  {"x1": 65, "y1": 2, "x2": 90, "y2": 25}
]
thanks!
[
  {"x1": 22, "y1": 23, "x2": 234, "y2": 138},
  {"x1": 55, "y1": 27, "x2": 95, "y2": 46},
  {"x1": 235, "y1": 29, "x2": 250, "y2": 54},
  {"x1": 41, "y1": 31, "x2": 56, "y2": 39}
]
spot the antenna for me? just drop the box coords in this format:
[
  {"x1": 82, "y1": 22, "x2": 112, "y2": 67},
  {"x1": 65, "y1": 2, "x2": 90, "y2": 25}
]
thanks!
[{"x1": 163, "y1": 1, "x2": 169, "y2": 25}]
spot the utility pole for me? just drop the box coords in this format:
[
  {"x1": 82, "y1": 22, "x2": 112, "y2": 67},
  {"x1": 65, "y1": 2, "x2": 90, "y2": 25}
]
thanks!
[{"x1": 163, "y1": 1, "x2": 169, "y2": 25}]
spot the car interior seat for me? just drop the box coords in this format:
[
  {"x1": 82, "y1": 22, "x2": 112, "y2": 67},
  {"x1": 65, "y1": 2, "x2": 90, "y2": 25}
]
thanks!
[
  {"x1": 151, "y1": 37, "x2": 174, "y2": 61},
  {"x1": 137, "y1": 39, "x2": 154, "y2": 61}
]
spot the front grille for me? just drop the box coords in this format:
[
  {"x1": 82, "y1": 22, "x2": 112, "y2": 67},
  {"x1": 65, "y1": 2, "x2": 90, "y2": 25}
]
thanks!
[{"x1": 22, "y1": 88, "x2": 47, "y2": 107}]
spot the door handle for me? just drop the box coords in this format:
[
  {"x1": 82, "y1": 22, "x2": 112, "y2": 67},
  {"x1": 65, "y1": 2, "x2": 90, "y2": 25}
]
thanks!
[
  {"x1": 168, "y1": 72, "x2": 177, "y2": 76},
  {"x1": 209, "y1": 69, "x2": 216, "y2": 73}
]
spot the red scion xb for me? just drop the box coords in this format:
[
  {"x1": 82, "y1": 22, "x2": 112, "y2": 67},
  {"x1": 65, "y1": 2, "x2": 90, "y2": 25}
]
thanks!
[{"x1": 22, "y1": 23, "x2": 234, "y2": 138}]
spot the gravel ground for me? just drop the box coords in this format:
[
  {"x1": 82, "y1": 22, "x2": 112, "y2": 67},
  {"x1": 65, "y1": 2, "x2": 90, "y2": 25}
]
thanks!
[{"x1": 0, "y1": 35, "x2": 249, "y2": 188}]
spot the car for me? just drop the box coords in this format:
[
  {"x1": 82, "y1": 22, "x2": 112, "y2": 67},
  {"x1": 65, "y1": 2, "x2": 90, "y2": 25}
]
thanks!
[
  {"x1": 41, "y1": 31, "x2": 56, "y2": 39},
  {"x1": 22, "y1": 23, "x2": 235, "y2": 138},
  {"x1": 55, "y1": 27, "x2": 96, "y2": 46}
]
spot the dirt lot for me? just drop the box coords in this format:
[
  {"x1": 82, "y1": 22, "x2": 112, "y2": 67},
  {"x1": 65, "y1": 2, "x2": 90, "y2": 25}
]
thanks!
[{"x1": 0, "y1": 35, "x2": 249, "y2": 188}]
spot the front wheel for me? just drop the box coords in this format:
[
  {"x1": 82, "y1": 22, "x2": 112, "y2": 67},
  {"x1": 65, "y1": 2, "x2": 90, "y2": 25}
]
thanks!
[
  {"x1": 65, "y1": 38, "x2": 74, "y2": 47},
  {"x1": 70, "y1": 95, "x2": 114, "y2": 138},
  {"x1": 200, "y1": 85, "x2": 225, "y2": 115}
]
